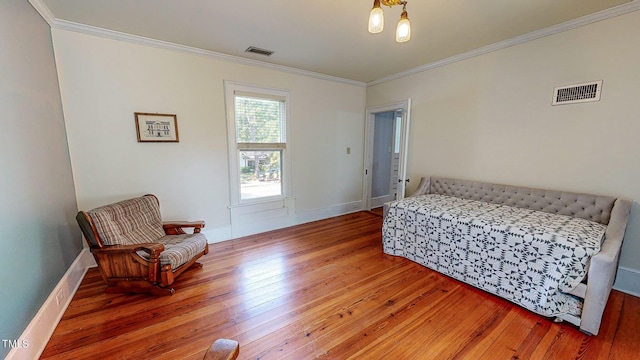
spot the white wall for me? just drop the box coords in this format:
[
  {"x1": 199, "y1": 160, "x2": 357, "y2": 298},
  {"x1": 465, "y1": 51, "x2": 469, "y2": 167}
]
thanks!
[
  {"x1": 52, "y1": 29, "x2": 366, "y2": 241},
  {"x1": 367, "y1": 10, "x2": 640, "y2": 294}
]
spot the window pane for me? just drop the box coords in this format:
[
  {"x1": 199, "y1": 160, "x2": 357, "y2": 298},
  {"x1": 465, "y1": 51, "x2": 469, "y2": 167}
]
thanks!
[
  {"x1": 235, "y1": 96, "x2": 286, "y2": 143},
  {"x1": 239, "y1": 150, "x2": 282, "y2": 200}
]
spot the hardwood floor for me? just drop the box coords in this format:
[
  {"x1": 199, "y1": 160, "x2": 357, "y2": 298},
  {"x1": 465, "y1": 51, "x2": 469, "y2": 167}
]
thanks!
[{"x1": 42, "y1": 212, "x2": 639, "y2": 359}]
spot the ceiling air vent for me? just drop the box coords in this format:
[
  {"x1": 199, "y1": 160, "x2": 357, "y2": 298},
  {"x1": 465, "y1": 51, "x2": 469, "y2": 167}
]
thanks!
[
  {"x1": 245, "y1": 46, "x2": 274, "y2": 56},
  {"x1": 552, "y1": 80, "x2": 602, "y2": 105}
]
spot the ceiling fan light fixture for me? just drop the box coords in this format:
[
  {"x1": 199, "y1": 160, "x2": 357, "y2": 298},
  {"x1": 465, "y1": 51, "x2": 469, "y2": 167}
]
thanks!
[
  {"x1": 395, "y1": 8, "x2": 411, "y2": 43},
  {"x1": 368, "y1": 0, "x2": 384, "y2": 33}
]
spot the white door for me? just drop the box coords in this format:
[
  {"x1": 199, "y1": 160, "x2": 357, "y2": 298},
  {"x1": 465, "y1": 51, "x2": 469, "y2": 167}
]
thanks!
[{"x1": 363, "y1": 99, "x2": 411, "y2": 210}]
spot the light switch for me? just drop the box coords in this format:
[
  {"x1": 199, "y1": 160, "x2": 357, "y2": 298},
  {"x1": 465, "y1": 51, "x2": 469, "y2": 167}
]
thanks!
[{"x1": 346, "y1": 147, "x2": 351, "y2": 155}]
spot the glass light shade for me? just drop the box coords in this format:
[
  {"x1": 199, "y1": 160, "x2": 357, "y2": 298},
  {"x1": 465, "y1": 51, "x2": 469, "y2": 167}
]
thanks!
[
  {"x1": 368, "y1": 7, "x2": 384, "y2": 33},
  {"x1": 395, "y1": 13, "x2": 411, "y2": 42}
]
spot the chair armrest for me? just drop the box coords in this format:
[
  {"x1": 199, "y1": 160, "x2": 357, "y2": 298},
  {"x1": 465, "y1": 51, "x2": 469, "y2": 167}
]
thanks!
[
  {"x1": 91, "y1": 243, "x2": 165, "y2": 283},
  {"x1": 203, "y1": 339, "x2": 239, "y2": 360},
  {"x1": 163, "y1": 221, "x2": 206, "y2": 234}
]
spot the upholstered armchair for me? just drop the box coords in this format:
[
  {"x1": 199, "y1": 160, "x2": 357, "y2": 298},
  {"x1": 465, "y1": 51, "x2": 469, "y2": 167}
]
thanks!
[{"x1": 76, "y1": 194, "x2": 209, "y2": 295}]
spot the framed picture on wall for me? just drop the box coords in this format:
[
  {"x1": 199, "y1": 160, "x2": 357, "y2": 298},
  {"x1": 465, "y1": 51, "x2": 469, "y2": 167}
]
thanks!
[{"x1": 135, "y1": 112, "x2": 179, "y2": 142}]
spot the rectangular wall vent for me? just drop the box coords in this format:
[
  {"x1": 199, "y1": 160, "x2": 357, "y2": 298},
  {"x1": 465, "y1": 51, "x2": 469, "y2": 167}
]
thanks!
[
  {"x1": 245, "y1": 46, "x2": 274, "y2": 56},
  {"x1": 552, "y1": 80, "x2": 602, "y2": 105}
]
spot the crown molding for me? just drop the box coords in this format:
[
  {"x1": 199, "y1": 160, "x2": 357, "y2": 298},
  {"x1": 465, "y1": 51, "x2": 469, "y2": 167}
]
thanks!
[
  {"x1": 368, "y1": 1, "x2": 640, "y2": 87},
  {"x1": 28, "y1": 0, "x2": 365, "y2": 87},
  {"x1": 51, "y1": 20, "x2": 367, "y2": 88},
  {"x1": 29, "y1": 0, "x2": 55, "y2": 26}
]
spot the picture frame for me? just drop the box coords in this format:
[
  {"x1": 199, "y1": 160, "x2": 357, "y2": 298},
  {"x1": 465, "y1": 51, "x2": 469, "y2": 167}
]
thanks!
[{"x1": 135, "y1": 112, "x2": 179, "y2": 142}]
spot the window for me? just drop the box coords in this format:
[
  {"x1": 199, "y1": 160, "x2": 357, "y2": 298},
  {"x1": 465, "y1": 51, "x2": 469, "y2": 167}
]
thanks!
[{"x1": 225, "y1": 82, "x2": 290, "y2": 204}]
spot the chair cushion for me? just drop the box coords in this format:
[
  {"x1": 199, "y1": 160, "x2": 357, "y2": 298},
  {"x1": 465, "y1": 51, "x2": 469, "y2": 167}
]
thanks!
[
  {"x1": 153, "y1": 233, "x2": 208, "y2": 269},
  {"x1": 88, "y1": 195, "x2": 165, "y2": 245}
]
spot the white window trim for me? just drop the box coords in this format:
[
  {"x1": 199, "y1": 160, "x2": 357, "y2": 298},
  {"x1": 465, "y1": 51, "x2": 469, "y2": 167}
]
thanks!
[{"x1": 224, "y1": 81, "x2": 293, "y2": 207}]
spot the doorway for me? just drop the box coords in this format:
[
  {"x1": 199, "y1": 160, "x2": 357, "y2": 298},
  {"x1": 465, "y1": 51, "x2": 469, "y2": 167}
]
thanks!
[{"x1": 363, "y1": 100, "x2": 411, "y2": 211}]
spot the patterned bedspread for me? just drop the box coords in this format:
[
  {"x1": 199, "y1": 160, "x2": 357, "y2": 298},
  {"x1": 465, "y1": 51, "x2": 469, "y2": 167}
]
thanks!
[{"x1": 382, "y1": 194, "x2": 606, "y2": 317}]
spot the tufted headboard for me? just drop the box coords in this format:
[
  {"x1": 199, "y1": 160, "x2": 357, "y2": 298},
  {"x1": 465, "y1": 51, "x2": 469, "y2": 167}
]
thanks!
[{"x1": 416, "y1": 177, "x2": 616, "y2": 225}]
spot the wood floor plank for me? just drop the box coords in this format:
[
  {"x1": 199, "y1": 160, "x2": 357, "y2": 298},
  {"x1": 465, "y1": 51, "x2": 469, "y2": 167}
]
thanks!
[
  {"x1": 474, "y1": 307, "x2": 543, "y2": 360},
  {"x1": 425, "y1": 289, "x2": 514, "y2": 359},
  {"x1": 608, "y1": 294, "x2": 640, "y2": 360},
  {"x1": 342, "y1": 283, "x2": 471, "y2": 359},
  {"x1": 576, "y1": 290, "x2": 624, "y2": 360},
  {"x1": 233, "y1": 262, "x2": 417, "y2": 359},
  {"x1": 276, "y1": 268, "x2": 446, "y2": 359},
  {"x1": 41, "y1": 211, "x2": 640, "y2": 359}
]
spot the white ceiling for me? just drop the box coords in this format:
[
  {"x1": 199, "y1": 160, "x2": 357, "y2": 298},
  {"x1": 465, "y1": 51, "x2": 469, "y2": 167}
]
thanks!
[{"x1": 40, "y1": 0, "x2": 633, "y2": 83}]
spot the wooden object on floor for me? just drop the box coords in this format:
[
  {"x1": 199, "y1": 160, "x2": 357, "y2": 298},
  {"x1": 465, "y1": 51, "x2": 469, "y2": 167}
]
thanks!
[
  {"x1": 76, "y1": 194, "x2": 208, "y2": 295},
  {"x1": 43, "y1": 212, "x2": 640, "y2": 359},
  {"x1": 203, "y1": 339, "x2": 239, "y2": 360}
]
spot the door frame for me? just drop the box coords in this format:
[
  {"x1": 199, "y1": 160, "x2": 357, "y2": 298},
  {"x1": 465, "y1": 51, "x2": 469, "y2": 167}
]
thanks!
[{"x1": 363, "y1": 99, "x2": 411, "y2": 210}]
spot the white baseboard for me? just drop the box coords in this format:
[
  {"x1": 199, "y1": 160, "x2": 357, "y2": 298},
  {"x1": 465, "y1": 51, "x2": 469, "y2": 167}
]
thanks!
[
  {"x1": 202, "y1": 225, "x2": 233, "y2": 244},
  {"x1": 613, "y1": 266, "x2": 640, "y2": 298},
  {"x1": 204, "y1": 200, "x2": 363, "y2": 244},
  {"x1": 295, "y1": 200, "x2": 363, "y2": 225},
  {"x1": 6, "y1": 249, "x2": 94, "y2": 360}
]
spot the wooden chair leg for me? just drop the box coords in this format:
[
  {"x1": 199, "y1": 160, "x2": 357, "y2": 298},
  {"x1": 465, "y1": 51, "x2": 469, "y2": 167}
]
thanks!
[{"x1": 149, "y1": 286, "x2": 175, "y2": 296}]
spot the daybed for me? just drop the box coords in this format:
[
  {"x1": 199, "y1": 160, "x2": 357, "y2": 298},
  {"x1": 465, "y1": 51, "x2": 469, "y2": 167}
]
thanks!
[{"x1": 382, "y1": 176, "x2": 631, "y2": 335}]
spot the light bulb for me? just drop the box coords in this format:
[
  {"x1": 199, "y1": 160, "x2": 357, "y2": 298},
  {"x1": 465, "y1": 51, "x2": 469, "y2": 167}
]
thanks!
[
  {"x1": 396, "y1": 10, "x2": 411, "y2": 42},
  {"x1": 368, "y1": 1, "x2": 384, "y2": 33}
]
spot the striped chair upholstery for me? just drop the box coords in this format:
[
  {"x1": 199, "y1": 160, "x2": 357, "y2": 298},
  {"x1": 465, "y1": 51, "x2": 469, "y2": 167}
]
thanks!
[
  {"x1": 88, "y1": 194, "x2": 207, "y2": 269},
  {"x1": 141, "y1": 233, "x2": 208, "y2": 269},
  {"x1": 88, "y1": 195, "x2": 165, "y2": 245}
]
